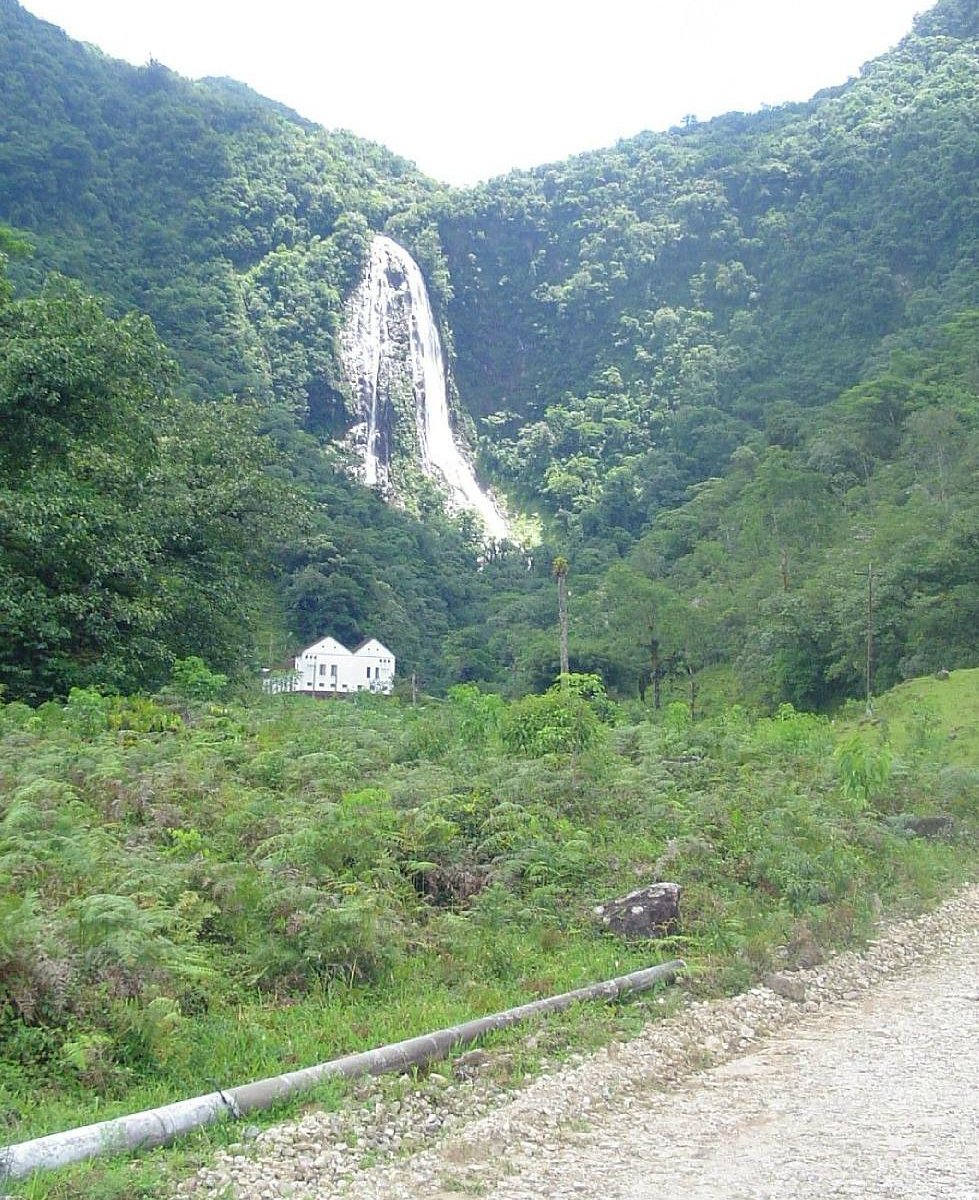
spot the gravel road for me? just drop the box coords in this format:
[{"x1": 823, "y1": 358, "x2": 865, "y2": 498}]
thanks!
[{"x1": 178, "y1": 886, "x2": 979, "y2": 1200}]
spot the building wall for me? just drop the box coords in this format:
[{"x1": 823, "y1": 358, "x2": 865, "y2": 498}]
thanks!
[
  {"x1": 292, "y1": 637, "x2": 395, "y2": 695},
  {"x1": 353, "y1": 641, "x2": 396, "y2": 694}
]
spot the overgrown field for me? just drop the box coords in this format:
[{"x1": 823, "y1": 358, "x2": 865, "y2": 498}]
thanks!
[{"x1": 1, "y1": 671, "x2": 976, "y2": 1181}]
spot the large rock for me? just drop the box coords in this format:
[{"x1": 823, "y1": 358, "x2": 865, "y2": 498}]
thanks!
[
  {"x1": 903, "y1": 815, "x2": 955, "y2": 839},
  {"x1": 593, "y1": 882, "x2": 681, "y2": 938}
]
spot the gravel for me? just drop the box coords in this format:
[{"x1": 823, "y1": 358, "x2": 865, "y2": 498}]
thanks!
[{"x1": 174, "y1": 884, "x2": 979, "y2": 1200}]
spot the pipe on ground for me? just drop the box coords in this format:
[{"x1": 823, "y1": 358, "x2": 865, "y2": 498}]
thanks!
[{"x1": 1, "y1": 959, "x2": 683, "y2": 1181}]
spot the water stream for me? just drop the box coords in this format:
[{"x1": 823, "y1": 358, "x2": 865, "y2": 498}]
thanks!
[{"x1": 340, "y1": 235, "x2": 509, "y2": 542}]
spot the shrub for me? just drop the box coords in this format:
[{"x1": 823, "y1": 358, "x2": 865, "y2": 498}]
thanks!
[
  {"x1": 834, "y1": 733, "x2": 892, "y2": 807},
  {"x1": 501, "y1": 689, "x2": 604, "y2": 756},
  {"x1": 168, "y1": 657, "x2": 229, "y2": 702},
  {"x1": 64, "y1": 688, "x2": 110, "y2": 736}
]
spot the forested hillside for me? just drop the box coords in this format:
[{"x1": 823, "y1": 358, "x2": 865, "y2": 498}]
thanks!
[
  {"x1": 0, "y1": 0, "x2": 434, "y2": 418},
  {"x1": 429, "y1": 0, "x2": 978, "y2": 522},
  {"x1": 0, "y1": 0, "x2": 493, "y2": 699},
  {"x1": 0, "y1": 0, "x2": 977, "y2": 703}
]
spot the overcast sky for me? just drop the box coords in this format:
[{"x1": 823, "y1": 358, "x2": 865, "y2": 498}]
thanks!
[{"x1": 21, "y1": 0, "x2": 927, "y2": 185}]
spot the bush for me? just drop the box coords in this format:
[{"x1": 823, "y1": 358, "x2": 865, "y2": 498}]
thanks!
[
  {"x1": 168, "y1": 657, "x2": 229, "y2": 702},
  {"x1": 501, "y1": 688, "x2": 604, "y2": 756}
]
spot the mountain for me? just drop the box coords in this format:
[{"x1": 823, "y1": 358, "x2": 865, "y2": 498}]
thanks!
[
  {"x1": 0, "y1": 0, "x2": 434, "y2": 419},
  {"x1": 427, "y1": 4, "x2": 978, "y2": 518},
  {"x1": 0, "y1": 0, "x2": 976, "y2": 704}
]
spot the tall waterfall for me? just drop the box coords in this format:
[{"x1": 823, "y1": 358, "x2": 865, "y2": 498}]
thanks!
[{"x1": 340, "y1": 235, "x2": 509, "y2": 542}]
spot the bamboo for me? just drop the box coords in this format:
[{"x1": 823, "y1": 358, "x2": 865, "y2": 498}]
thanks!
[{"x1": 1, "y1": 960, "x2": 683, "y2": 1180}]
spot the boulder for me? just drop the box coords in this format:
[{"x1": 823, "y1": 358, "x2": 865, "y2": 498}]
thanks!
[
  {"x1": 593, "y1": 882, "x2": 680, "y2": 938},
  {"x1": 903, "y1": 815, "x2": 955, "y2": 839}
]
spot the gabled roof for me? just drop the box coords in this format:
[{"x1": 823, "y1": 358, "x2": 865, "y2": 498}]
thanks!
[
  {"x1": 300, "y1": 636, "x2": 351, "y2": 657},
  {"x1": 353, "y1": 638, "x2": 394, "y2": 658},
  {"x1": 298, "y1": 635, "x2": 395, "y2": 659}
]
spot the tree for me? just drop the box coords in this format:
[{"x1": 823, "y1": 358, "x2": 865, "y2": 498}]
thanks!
[
  {"x1": 552, "y1": 556, "x2": 570, "y2": 683},
  {"x1": 0, "y1": 274, "x2": 298, "y2": 699}
]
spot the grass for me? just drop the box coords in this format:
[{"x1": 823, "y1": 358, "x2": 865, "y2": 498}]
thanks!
[
  {"x1": 1, "y1": 674, "x2": 976, "y2": 1198},
  {"x1": 868, "y1": 667, "x2": 979, "y2": 766}
]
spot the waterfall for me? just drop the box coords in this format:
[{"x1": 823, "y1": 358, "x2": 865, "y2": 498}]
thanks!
[{"x1": 340, "y1": 235, "x2": 509, "y2": 542}]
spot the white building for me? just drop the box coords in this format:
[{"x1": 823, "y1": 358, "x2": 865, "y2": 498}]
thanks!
[{"x1": 292, "y1": 635, "x2": 396, "y2": 695}]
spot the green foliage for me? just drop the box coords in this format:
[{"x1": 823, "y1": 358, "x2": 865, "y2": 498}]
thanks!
[
  {"x1": 446, "y1": 683, "x2": 506, "y2": 748},
  {"x1": 107, "y1": 695, "x2": 183, "y2": 734},
  {"x1": 1, "y1": 4, "x2": 978, "y2": 707},
  {"x1": 168, "y1": 658, "x2": 229, "y2": 702},
  {"x1": 0, "y1": 13, "x2": 977, "y2": 1186},
  {"x1": 500, "y1": 686, "x2": 604, "y2": 757},
  {"x1": 0, "y1": 3, "x2": 433, "y2": 409},
  {"x1": 834, "y1": 734, "x2": 893, "y2": 807},
  {"x1": 0, "y1": 670, "x2": 974, "y2": 1162},
  {"x1": 63, "y1": 688, "x2": 110, "y2": 736},
  {"x1": 0, "y1": 276, "x2": 300, "y2": 700},
  {"x1": 748, "y1": 705, "x2": 833, "y2": 757}
]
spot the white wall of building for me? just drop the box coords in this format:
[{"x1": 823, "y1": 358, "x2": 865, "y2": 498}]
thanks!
[{"x1": 293, "y1": 636, "x2": 395, "y2": 695}]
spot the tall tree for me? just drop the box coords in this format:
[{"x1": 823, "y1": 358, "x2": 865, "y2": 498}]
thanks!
[
  {"x1": 552, "y1": 556, "x2": 570, "y2": 684},
  {"x1": 0, "y1": 272, "x2": 298, "y2": 699}
]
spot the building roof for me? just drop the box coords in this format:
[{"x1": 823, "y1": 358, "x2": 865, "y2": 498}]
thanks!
[
  {"x1": 353, "y1": 638, "x2": 394, "y2": 657},
  {"x1": 300, "y1": 635, "x2": 350, "y2": 657},
  {"x1": 298, "y1": 635, "x2": 395, "y2": 659}
]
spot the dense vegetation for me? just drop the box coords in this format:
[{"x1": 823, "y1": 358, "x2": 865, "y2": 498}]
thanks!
[
  {"x1": 1, "y1": 673, "x2": 975, "y2": 1173},
  {"x1": 0, "y1": 230, "x2": 503, "y2": 700},
  {"x1": 0, "y1": 239, "x2": 300, "y2": 700},
  {"x1": 0, "y1": 0, "x2": 434, "y2": 418},
  {"x1": 1, "y1": 0, "x2": 977, "y2": 702}
]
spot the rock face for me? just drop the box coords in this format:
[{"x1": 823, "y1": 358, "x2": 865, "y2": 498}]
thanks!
[{"x1": 593, "y1": 883, "x2": 681, "y2": 938}]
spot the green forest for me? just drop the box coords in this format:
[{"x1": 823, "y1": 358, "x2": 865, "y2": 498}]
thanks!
[
  {"x1": 0, "y1": 0, "x2": 977, "y2": 1191},
  {"x1": 1, "y1": 0, "x2": 977, "y2": 705}
]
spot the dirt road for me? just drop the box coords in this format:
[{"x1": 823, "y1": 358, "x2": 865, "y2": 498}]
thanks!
[
  {"x1": 479, "y1": 928, "x2": 979, "y2": 1200},
  {"x1": 343, "y1": 895, "x2": 979, "y2": 1200}
]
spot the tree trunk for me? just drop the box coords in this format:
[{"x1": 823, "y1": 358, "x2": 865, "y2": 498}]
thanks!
[
  {"x1": 553, "y1": 557, "x2": 570, "y2": 684},
  {"x1": 558, "y1": 572, "x2": 569, "y2": 678},
  {"x1": 650, "y1": 637, "x2": 661, "y2": 710}
]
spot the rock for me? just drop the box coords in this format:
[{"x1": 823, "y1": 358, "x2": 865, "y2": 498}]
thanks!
[
  {"x1": 455, "y1": 1051, "x2": 494, "y2": 1070},
  {"x1": 788, "y1": 929, "x2": 824, "y2": 969},
  {"x1": 903, "y1": 815, "x2": 955, "y2": 840},
  {"x1": 766, "y1": 971, "x2": 807, "y2": 1002},
  {"x1": 593, "y1": 882, "x2": 681, "y2": 938}
]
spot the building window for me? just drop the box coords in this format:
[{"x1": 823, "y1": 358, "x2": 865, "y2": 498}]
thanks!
[
  {"x1": 318, "y1": 664, "x2": 326, "y2": 677},
  {"x1": 330, "y1": 664, "x2": 337, "y2": 681}
]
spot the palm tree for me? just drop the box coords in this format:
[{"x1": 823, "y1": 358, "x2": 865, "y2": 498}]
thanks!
[{"x1": 552, "y1": 556, "x2": 570, "y2": 684}]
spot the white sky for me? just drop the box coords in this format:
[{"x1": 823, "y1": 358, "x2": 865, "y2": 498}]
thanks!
[{"x1": 20, "y1": 0, "x2": 927, "y2": 185}]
